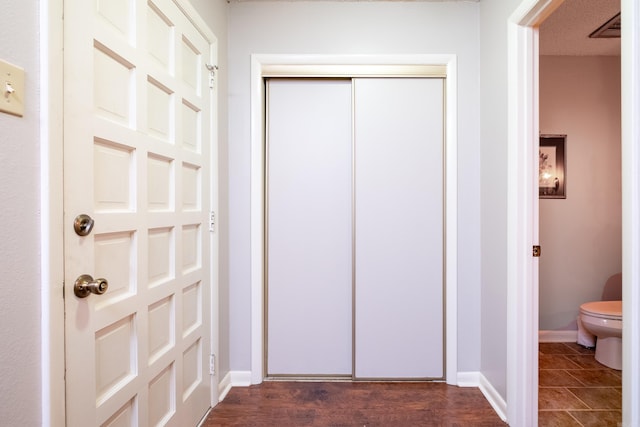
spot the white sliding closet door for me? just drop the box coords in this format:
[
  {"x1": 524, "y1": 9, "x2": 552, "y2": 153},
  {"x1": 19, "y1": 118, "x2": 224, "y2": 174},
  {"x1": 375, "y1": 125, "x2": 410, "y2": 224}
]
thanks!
[
  {"x1": 266, "y1": 79, "x2": 353, "y2": 376},
  {"x1": 354, "y1": 78, "x2": 444, "y2": 379}
]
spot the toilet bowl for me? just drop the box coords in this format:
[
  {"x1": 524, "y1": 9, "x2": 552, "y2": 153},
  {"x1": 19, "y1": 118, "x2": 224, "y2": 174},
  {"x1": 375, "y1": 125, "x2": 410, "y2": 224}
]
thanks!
[{"x1": 579, "y1": 300, "x2": 622, "y2": 370}]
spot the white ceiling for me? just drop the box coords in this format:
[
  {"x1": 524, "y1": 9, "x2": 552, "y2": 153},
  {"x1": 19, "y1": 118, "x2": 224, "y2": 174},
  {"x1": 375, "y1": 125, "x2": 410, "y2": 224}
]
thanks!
[{"x1": 539, "y1": 0, "x2": 621, "y2": 56}]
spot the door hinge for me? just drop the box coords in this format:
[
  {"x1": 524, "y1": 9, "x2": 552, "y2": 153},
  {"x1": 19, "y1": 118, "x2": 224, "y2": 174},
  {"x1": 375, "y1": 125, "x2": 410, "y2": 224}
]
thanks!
[
  {"x1": 209, "y1": 210, "x2": 216, "y2": 232},
  {"x1": 533, "y1": 245, "x2": 541, "y2": 257},
  {"x1": 209, "y1": 354, "x2": 216, "y2": 375},
  {"x1": 206, "y1": 64, "x2": 218, "y2": 89}
]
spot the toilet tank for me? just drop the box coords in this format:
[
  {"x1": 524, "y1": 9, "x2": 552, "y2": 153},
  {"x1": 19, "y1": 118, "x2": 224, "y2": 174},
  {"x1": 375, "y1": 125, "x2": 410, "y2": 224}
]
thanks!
[{"x1": 601, "y1": 273, "x2": 622, "y2": 301}]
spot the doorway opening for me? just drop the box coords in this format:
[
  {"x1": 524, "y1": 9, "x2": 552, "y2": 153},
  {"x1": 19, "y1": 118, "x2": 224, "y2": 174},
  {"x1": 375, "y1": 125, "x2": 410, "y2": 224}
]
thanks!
[
  {"x1": 249, "y1": 55, "x2": 459, "y2": 385},
  {"x1": 537, "y1": 1, "x2": 622, "y2": 423},
  {"x1": 508, "y1": 0, "x2": 639, "y2": 425}
]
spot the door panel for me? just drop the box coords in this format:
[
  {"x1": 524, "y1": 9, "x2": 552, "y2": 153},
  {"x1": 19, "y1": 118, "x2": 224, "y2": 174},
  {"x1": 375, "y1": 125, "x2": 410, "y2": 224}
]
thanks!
[
  {"x1": 266, "y1": 79, "x2": 353, "y2": 376},
  {"x1": 265, "y1": 77, "x2": 444, "y2": 380},
  {"x1": 354, "y1": 78, "x2": 444, "y2": 379},
  {"x1": 64, "y1": 0, "x2": 215, "y2": 425}
]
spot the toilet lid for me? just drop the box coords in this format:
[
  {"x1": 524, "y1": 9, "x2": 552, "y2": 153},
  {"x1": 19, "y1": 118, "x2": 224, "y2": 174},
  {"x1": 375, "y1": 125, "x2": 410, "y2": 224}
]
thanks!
[{"x1": 580, "y1": 300, "x2": 622, "y2": 319}]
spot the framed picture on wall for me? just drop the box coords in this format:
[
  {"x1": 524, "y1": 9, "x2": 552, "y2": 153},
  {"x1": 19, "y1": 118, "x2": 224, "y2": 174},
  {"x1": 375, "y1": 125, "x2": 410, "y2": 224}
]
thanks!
[{"x1": 539, "y1": 135, "x2": 566, "y2": 199}]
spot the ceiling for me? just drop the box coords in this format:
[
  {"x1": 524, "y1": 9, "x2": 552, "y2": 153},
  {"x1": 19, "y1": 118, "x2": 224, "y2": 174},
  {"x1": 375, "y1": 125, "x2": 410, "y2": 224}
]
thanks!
[
  {"x1": 539, "y1": 0, "x2": 621, "y2": 56},
  {"x1": 229, "y1": 0, "x2": 620, "y2": 55}
]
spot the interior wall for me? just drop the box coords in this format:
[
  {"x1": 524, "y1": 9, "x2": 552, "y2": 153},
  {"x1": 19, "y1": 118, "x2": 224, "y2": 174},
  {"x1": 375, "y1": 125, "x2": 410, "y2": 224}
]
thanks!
[
  {"x1": 0, "y1": 0, "x2": 42, "y2": 425},
  {"x1": 539, "y1": 55, "x2": 622, "y2": 330},
  {"x1": 227, "y1": 0, "x2": 482, "y2": 374},
  {"x1": 189, "y1": 0, "x2": 231, "y2": 383},
  {"x1": 478, "y1": 0, "x2": 523, "y2": 401}
]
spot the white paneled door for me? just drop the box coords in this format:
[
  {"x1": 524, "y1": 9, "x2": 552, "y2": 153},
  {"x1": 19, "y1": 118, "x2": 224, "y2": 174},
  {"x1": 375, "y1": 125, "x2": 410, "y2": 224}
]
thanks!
[
  {"x1": 63, "y1": 1, "x2": 217, "y2": 426},
  {"x1": 266, "y1": 77, "x2": 444, "y2": 379}
]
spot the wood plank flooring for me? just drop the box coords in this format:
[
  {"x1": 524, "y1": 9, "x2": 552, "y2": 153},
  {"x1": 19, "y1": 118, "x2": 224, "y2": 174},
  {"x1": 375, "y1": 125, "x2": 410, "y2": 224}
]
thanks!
[
  {"x1": 203, "y1": 342, "x2": 622, "y2": 426},
  {"x1": 203, "y1": 381, "x2": 507, "y2": 426}
]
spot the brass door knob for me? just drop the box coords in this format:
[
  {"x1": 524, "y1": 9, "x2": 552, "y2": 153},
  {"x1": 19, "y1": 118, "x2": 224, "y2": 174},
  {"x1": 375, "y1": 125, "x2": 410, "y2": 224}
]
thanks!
[
  {"x1": 73, "y1": 214, "x2": 95, "y2": 236},
  {"x1": 74, "y1": 274, "x2": 108, "y2": 298}
]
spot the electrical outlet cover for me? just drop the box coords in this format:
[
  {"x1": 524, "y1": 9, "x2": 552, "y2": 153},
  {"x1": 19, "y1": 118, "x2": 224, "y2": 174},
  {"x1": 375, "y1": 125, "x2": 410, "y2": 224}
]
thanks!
[{"x1": 0, "y1": 59, "x2": 25, "y2": 117}]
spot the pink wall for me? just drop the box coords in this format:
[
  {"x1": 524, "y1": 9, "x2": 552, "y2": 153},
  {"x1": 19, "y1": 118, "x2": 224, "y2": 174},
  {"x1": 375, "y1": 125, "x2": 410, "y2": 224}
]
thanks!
[{"x1": 539, "y1": 55, "x2": 622, "y2": 330}]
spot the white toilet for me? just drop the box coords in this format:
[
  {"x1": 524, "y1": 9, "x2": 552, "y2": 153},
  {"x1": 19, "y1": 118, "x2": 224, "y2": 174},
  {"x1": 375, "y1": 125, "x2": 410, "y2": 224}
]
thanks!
[{"x1": 579, "y1": 300, "x2": 622, "y2": 370}]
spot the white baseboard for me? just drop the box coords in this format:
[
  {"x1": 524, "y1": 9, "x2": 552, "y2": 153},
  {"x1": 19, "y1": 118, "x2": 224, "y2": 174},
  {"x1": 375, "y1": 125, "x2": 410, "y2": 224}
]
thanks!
[
  {"x1": 539, "y1": 330, "x2": 577, "y2": 343},
  {"x1": 230, "y1": 370, "x2": 253, "y2": 386},
  {"x1": 218, "y1": 372, "x2": 232, "y2": 402},
  {"x1": 218, "y1": 370, "x2": 253, "y2": 402},
  {"x1": 455, "y1": 371, "x2": 506, "y2": 422},
  {"x1": 478, "y1": 373, "x2": 508, "y2": 423},
  {"x1": 456, "y1": 371, "x2": 480, "y2": 387}
]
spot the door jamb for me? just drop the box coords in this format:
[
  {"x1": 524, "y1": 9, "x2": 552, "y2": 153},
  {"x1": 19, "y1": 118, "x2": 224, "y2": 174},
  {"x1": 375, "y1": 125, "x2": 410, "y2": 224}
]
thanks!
[
  {"x1": 41, "y1": 0, "x2": 65, "y2": 425},
  {"x1": 506, "y1": 1, "x2": 563, "y2": 424},
  {"x1": 621, "y1": 0, "x2": 640, "y2": 425},
  {"x1": 250, "y1": 54, "x2": 458, "y2": 385}
]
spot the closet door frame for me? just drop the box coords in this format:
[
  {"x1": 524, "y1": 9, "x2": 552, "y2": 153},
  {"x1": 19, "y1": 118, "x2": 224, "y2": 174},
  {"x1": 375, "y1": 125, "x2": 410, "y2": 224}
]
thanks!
[{"x1": 249, "y1": 54, "x2": 459, "y2": 385}]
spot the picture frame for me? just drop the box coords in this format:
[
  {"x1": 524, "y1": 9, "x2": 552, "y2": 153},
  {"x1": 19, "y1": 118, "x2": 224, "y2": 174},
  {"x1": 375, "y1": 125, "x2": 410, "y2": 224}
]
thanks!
[{"x1": 539, "y1": 135, "x2": 566, "y2": 199}]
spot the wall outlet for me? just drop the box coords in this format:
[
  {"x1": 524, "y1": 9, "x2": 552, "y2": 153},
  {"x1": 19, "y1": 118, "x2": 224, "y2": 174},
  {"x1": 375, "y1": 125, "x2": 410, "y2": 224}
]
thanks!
[{"x1": 0, "y1": 59, "x2": 25, "y2": 117}]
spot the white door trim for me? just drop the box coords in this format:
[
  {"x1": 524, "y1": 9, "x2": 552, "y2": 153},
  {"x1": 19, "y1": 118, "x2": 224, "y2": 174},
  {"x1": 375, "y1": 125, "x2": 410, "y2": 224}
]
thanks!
[
  {"x1": 506, "y1": 15, "x2": 540, "y2": 426},
  {"x1": 41, "y1": 0, "x2": 65, "y2": 425},
  {"x1": 250, "y1": 54, "x2": 458, "y2": 385},
  {"x1": 506, "y1": 1, "x2": 564, "y2": 424},
  {"x1": 42, "y1": 0, "x2": 220, "y2": 423},
  {"x1": 507, "y1": 0, "x2": 640, "y2": 425},
  {"x1": 621, "y1": 0, "x2": 640, "y2": 425}
]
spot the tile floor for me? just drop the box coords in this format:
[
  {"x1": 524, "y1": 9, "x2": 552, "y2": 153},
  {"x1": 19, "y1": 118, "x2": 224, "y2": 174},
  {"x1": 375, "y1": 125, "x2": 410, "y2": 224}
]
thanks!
[{"x1": 539, "y1": 342, "x2": 622, "y2": 426}]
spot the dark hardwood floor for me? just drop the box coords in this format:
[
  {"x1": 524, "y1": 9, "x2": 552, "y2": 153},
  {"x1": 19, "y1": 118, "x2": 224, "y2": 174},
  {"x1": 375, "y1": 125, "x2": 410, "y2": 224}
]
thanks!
[
  {"x1": 203, "y1": 381, "x2": 506, "y2": 426},
  {"x1": 203, "y1": 343, "x2": 622, "y2": 426}
]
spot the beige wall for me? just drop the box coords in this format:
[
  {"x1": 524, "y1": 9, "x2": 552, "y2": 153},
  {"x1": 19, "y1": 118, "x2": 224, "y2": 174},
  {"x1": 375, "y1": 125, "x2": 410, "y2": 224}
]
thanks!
[{"x1": 539, "y1": 55, "x2": 622, "y2": 330}]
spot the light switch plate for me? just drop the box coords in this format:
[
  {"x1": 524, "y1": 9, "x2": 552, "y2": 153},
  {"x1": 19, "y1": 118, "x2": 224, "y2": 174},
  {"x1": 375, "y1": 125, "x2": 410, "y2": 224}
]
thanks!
[{"x1": 0, "y1": 59, "x2": 25, "y2": 117}]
